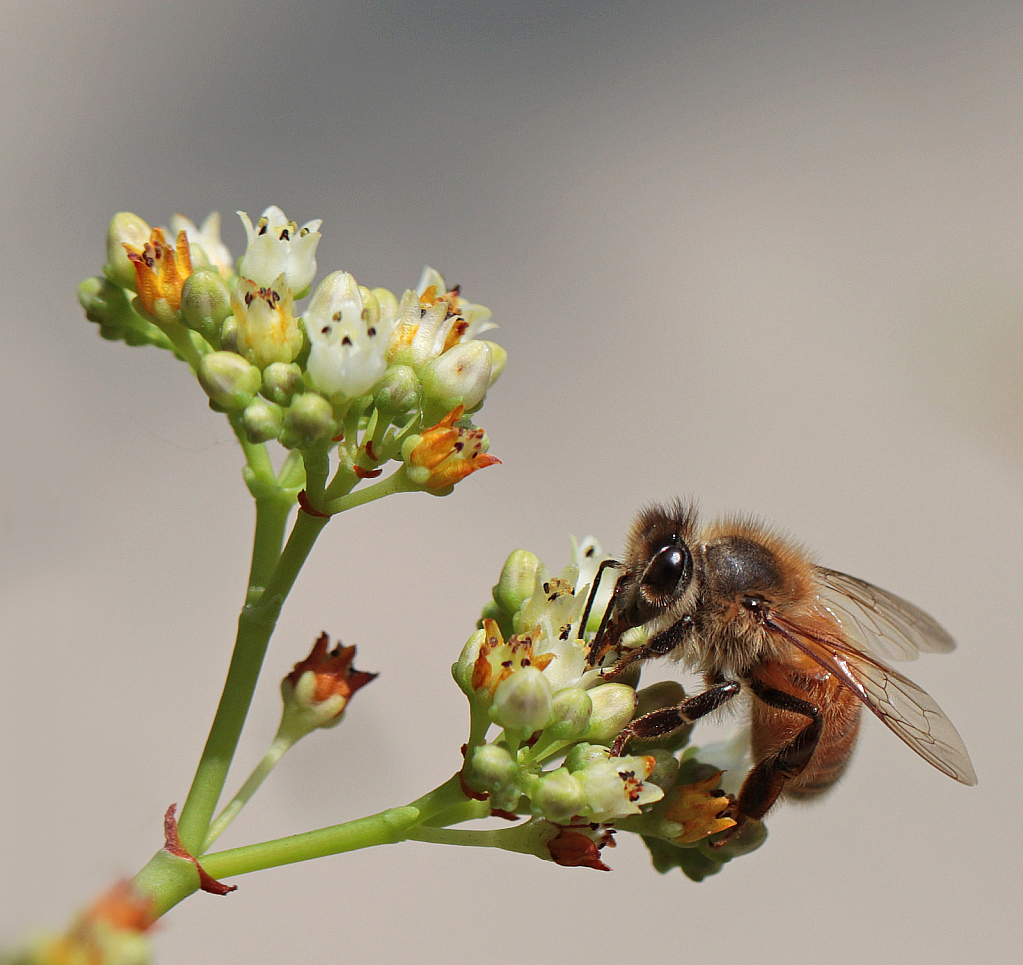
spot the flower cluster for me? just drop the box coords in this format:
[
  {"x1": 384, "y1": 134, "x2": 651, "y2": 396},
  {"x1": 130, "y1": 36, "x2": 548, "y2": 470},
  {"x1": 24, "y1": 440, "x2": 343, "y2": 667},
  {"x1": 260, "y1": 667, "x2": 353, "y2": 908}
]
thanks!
[
  {"x1": 452, "y1": 540, "x2": 767, "y2": 878},
  {"x1": 78, "y1": 206, "x2": 505, "y2": 501}
]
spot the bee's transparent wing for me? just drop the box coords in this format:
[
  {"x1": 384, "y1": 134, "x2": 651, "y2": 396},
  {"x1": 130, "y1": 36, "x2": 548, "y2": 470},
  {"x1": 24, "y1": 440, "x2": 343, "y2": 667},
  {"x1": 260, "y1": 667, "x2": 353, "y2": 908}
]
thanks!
[
  {"x1": 769, "y1": 612, "x2": 977, "y2": 786},
  {"x1": 815, "y1": 567, "x2": 955, "y2": 662}
]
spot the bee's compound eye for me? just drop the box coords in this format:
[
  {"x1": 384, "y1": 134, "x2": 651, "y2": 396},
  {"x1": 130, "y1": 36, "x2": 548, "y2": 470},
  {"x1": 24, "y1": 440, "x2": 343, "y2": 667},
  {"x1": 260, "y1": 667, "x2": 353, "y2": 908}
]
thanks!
[{"x1": 641, "y1": 541, "x2": 693, "y2": 598}]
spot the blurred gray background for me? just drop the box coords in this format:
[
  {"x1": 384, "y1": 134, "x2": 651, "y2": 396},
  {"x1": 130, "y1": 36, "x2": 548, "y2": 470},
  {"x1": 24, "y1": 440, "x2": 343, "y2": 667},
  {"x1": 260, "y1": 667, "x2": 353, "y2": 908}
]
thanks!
[{"x1": 3, "y1": 1, "x2": 1021, "y2": 963}]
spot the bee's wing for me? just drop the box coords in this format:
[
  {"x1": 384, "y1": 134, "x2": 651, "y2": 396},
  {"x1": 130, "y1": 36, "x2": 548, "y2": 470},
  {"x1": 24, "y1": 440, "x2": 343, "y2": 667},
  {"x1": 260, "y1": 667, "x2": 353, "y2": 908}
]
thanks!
[
  {"x1": 815, "y1": 567, "x2": 955, "y2": 662},
  {"x1": 770, "y1": 613, "x2": 977, "y2": 786}
]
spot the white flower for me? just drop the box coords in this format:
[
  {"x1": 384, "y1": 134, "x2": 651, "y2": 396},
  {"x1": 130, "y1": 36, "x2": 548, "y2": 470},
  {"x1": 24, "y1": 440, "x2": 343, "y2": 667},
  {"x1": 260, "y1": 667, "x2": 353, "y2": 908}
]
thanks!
[
  {"x1": 231, "y1": 274, "x2": 302, "y2": 368},
  {"x1": 417, "y1": 266, "x2": 496, "y2": 340},
  {"x1": 569, "y1": 750, "x2": 664, "y2": 821},
  {"x1": 387, "y1": 268, "x2": 496, "y2": 370},
  {"x1": 304, "y1": 271, "x2": 395, "y2": 400},
  {"x1": 169, "y1": 212, "x2": 233, "y2": 277},
  {"x1": 237, "y1": 205, "x2": 322, "y2": 294}
]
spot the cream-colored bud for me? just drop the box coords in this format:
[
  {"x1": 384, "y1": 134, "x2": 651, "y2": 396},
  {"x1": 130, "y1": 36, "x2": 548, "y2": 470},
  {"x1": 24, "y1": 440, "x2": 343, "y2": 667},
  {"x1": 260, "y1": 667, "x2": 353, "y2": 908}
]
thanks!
[
  {"x1": 197, "y1": 352, "x2": 262, "y2": 412},
  {"x1": 492, "y1": 550, "x2": 541, "y2": 617},
  {"x1": 532, "y1": 767, "x2": 586, "y2": 824},
  {"x1": 582, "y1": 683, "x2": 637, "y2": 744},
  {"x1": 546, "y1": 687, "x2": 593, "y2": 740},
  {"x1": 104, "y1": 212, "x2": 151, "y2": 290},
  {"x1": 261, "y1": 362, "x2": 304, "y2": 406},
  {"x1": 490, "y1": 666, "x2": 553, "y2": 736},
  {"x1": 421, "y1": 341, "x2": 493, "y2": 412},
  {"x1": 241, "y1": 399, "x2": 284, "y2": 443},
  {"x1": 451, "y1": 628, "x2": 487, "y2": 698},
  {"x1": 180, "y1": 269, "x2": 232, "y2": 344},
  {"x1": 482, "y1": 340, "x2": 507, "y2": 388},
  {"x1": 280, "y1": 393, "x2": 337, "y2": 449}
]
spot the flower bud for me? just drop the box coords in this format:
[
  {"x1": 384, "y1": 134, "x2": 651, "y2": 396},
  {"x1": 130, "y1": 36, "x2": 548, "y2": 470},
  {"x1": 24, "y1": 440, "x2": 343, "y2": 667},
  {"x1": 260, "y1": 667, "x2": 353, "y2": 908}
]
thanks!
[
  {"x1": 467, "y1": 742, "x2": 518, "y2": 786},
  {"x1": 261, "y1": 362, "x2": 304, "y2": 406},
  {"x1": 220, "y1": 314, "x2": 239, "y2": 354},
  {"x1": 280, "y1": 392, "x2": 337, "y2": 448},
  {"x1": 373, "y1": 365, "x2": 421, "y2": 416},
  {"x1": 78, "y1": 276, "x2": 136, "y2": 336},
  {"x1": 466, "y1": 743, "x2": 522, "y2": 812},
  {"x1": 104, "y1": 212, "x2": 151, "y2": 290},
  {"x1": 180, "y1": 268, "x2": 232, "y2": 344},
  {"x1": 452, "y1": 627, "x2": 487, "y2": 698},
  {"x1": 532, "y1": 767, "x2": 586, "y2": 823},
  {"x1": 492, "y1": 549, "x2": 541, "y2": 618},
  {"x1": 241, "y1": 398, "x2": 284, "y2": 443},
  {"x1": 563, "y1": 742, "x2": 609, "y2": 772},
  {"x1": 197, "y1": 351, "x2": 262, "y2": 412},
  {"x1": 490, "y1": 666, "x2": 553, "y2": 736},
  {"x1": 582, "y1": 683, "x2": 637, "y2": 744},
  {"x1": 482, "y1": 340, "x2": 507, "y2": 388},
  {"x1": 421, "y1": 341, "x2": 493, "y2": 413},
  {"x1": 546, "y1": 687, "x2": 593, "y2": 741}
]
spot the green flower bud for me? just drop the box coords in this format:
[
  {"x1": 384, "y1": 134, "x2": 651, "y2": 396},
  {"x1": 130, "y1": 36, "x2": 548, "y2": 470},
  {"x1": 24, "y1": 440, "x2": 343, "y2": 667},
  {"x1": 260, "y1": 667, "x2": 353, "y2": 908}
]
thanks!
[
  {"x1": 280, "y1": 392, "x2": 337, "y2": 449},
  {"x1": 546, "y1": 687, "x2": 593, "y2": 741},
  {"x1": 197, "y1": 351, "x2": 261, "y2": 412},
  {"x1": 466, "y1": 743, "x2": 523, "y2": 812},
  {"x1": 78, "y1": 276, "x2": 136, "y2": 334},
  {"x1": 468, "y1": 742, "x2": 517, "y2": 786},
  {"x1": 532, "y1": 767, "x2": 586, "y2": 823},
  {"x1": 241, "y1": 398, "x2": 284, "y2": 443},
  {"x1": 104, "y1": 212, "x2": 151, "y2": 290},
  {"x1": 490, "y1": 666, "x2": 553, "y2": 736},
  {"x1": 492, "y1": 549, "x2": 541, "y2": 618},
  {"x1": 180, "y1": 268, "x2": 232, "y2": 344},
  {"x1": 421, "y1": 341, "x2": 493, "y2": 413},
  {"x1": 373, "y1": 365, "x2": 421, "y2": 416},
  {"x1": 582, "y1": 683, "x2": 637, "y2": 744},
  {"x1": 220, "y1": 314, "x2": 239, "y2": 354},
  {"x1": 564, "y1": 742, "x2": 609, "y2": 772},
  {"x1": 482, "y1": 341, "x2": 507, "y2": 388},
  {"x1": 261, "y1": 362, "x2": 305, "y2": 406}
]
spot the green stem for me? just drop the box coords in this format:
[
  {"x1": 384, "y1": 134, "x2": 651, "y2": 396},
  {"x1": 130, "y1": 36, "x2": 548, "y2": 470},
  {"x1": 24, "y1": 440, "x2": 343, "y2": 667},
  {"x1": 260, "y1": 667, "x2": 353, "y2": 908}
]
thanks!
[
  {"x1": 323, "y1": 468, "x2": 418, "y2": 515},
  {"x1": 175, "y1": 508, "x2": 329, "y2": 853},
  {"x1": 202, "y1": 731, "x2": 297, "y2": 851},
  {"x1": 131, "y1": 776, "x2": 476, "y2": 918},
  {"x1": 199, "y1": 806, "x2": 421, "y2": 881},
  {"x1": 192, "y1": 776, "x2": 467, "y2": 887},
  {"x1": 405, "y1": 819, "x2": 544, "y2": 858}
]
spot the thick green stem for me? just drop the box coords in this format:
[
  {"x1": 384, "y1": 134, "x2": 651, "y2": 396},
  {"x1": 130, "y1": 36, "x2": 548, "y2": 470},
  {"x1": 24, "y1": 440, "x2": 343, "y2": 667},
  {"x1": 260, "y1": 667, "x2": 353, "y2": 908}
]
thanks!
[
  {"x1": 175, "y1": 509, "x2": 329, "y2": 852},
  {"x1": 130, "y1": 776, "x2": 477, "y2": 918},
  {"x1": 200, "y1": 806, "x2": 421, "y2": 882}
]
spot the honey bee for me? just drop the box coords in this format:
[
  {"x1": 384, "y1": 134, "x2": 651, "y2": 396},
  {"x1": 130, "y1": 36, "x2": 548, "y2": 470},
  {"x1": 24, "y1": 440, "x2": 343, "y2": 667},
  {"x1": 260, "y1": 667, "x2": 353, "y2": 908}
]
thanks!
[{"x1": 584, "y1": 501, "x2": 976, "y2": 837}]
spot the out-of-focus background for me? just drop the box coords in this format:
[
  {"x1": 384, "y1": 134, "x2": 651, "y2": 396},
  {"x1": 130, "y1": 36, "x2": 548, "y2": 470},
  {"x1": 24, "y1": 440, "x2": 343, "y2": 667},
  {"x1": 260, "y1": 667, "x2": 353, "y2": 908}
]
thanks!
[{"x1": 3, "y1": 1, "x2": 1021, "y2": 963}]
